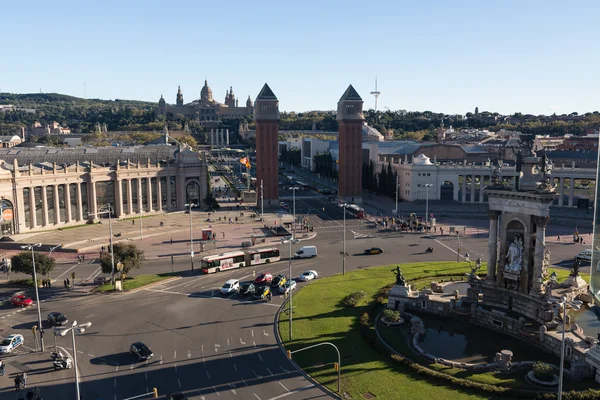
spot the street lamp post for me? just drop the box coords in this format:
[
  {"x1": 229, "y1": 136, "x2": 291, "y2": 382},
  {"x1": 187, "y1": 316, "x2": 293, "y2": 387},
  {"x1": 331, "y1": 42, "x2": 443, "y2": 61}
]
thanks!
[
  {"x1": 48, "y1": 244, "x2": 62, "y2": 281},
  {"x1": 283, "y1": 236, "x2": 298, "y2": 340},
  {"x1": 342, "y1": 203, "x2": 348, "y2": 275},
  {"x1": 555, "y1": 297, "x2": 583, "y2": 400},
  {"x1": 395, "y1": 175, "x2": 399, "y2": 216},
  {"x1": 22, "y1": 243, "x2": 44, "y2": 351},
  {"x1": 290, "y1": 187, "x2": 299, "y2": 234},
  {"x1": 55, "y1": 321, "x2": 92, "y2": 400},
  {"x1": 185, "y1": 203, "x2": 197, "y2": 271},
  {"x1": 424, "y1": 183, "x2": 433, "y2": 232},
  {"x1": 260, "y1": 179, "x2": 264, "y2": 221},
  {"x1": 93, "y1": 204, "x2": 116, "y2": 287}
]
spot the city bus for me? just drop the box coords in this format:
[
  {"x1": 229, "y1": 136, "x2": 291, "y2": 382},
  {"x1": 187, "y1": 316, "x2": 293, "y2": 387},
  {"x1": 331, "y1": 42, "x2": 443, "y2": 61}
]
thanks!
[
  {"x1": 200, "y1": 247, "x2": 281, "y2": 274},
  {"x1": 345, "y1": 204, "x2": 365, "y2": 218}
]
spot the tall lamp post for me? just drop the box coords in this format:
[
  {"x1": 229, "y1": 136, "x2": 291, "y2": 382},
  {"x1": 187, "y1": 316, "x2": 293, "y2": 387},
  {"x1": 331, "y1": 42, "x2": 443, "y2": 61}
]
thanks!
[
  {"x1": 424, "y1": 183, "x2": 433, "y2": 231},
  {"x1": 341, "y1": 203, "x2": 348, "y2": 275},
  {"x1": 93, "y1": 204, "x2": 116, "y2": 287},
  {"x1": 48, "y1": 244, "x2": 62, "y2": 281},
  {"x1": 290, "y1": 187, "x2": 299, "y2": 234},
  {"x1": 283, "y1": 236, "x2": 298, "y2": 340},
  {"x1": 185, "y1": 203, "x2": 197, "y2": 271},
  {"x1": 55, "y1": 320, "x2": 92, "y2": 400},
  {"x1": 139, "y1": 209, "x2": 143, "y2": 240},
  {"x1": 555, "y1": 296, "x2": 583, "y2": 400},
  {"x1": 21, "y1": 243, "x2": 44, "y2": 351},
  {"x1": 395, "y1": 175, "x2": 399, "y2": 216}
]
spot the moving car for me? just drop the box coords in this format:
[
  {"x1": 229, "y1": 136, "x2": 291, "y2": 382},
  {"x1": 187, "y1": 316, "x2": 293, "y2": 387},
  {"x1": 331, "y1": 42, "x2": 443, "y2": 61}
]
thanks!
[
  {"x1": 279, "y1": 202, "x2": 289, "y2": 210},
  {"x1": 253, "y1": 286, "x2": 271, "y2": 300},
  {"x1": 254, "y1": 273, "x2": 273, "y2": 284},
  {"x1": 576, "y1": 249, "x2": 592, "y2": 262},
  {"x1": 220, "y1": 279, "x2": 240, "y2": 295},
  {"x1": 298, "y1": 270, "x2": 318, "y2": 281},
  {"x1": 0, "y1": 334, "x2": 24, "y2": 354},
  {"x1": 130, "y1": 342, "x2": 153, "y2": 361},
  {"x1": 293, "y1": 246, "x2": 317, "y2": 259},
  {"x1": 279, "y1": 280, "x2": 297, "y2": 294},
  {"x1": 11, "y1": 294, "x2": 33, "y2": 307},
  {"x1": 47, "y1": 312, "x2": 68, "y2": 327},
  {"x1": 271, "y1": 274, "x2": 287, "y2": 288},
  {"x1": 239, "y1": 282, "x2": 256, "y2": 296},
  {"x1": 364, "y1": 247, "x2": 384, "y2": 255}
]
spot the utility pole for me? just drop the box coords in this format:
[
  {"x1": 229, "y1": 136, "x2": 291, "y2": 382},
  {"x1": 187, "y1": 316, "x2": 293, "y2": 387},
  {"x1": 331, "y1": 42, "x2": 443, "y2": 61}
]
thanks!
[{"x1": 261, "y1": 179, "x2": 264, "y2": 220}]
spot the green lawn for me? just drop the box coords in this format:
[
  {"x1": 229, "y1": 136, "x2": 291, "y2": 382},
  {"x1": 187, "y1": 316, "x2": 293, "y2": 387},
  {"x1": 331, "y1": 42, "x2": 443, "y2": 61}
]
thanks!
[
  {"x1": 279, "y1": 261, "x2": 497, "y2": 400},
  {"x1": 96, "y1": 273, "x2": 174, "y2": 292},
  {"x1": 279, "y1": 262, "x2": 592, "y2": 399}
]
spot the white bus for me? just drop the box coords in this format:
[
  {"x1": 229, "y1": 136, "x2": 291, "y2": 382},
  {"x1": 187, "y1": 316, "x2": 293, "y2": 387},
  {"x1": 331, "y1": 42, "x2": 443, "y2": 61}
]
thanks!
[{"x1": 200, "y1": 247, "x2": 281, "y2": 274}]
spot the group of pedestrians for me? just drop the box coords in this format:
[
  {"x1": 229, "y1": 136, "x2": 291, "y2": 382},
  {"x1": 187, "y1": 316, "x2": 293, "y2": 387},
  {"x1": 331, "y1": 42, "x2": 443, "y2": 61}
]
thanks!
[{"x1": 41, "y1": 279, "x2": 51, "y2": 288}]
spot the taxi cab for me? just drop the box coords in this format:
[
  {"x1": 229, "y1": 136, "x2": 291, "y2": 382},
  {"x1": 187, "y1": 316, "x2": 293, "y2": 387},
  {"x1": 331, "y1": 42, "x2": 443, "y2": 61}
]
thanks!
[{"x1": 0, "y1": 334, "x2": 24, "y2": 354}]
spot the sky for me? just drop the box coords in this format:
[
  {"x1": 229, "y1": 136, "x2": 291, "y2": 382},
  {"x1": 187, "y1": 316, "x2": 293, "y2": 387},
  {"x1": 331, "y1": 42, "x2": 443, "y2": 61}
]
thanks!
[{"x1": 2, "y1": 0, "x2": 598, "y2": 115}]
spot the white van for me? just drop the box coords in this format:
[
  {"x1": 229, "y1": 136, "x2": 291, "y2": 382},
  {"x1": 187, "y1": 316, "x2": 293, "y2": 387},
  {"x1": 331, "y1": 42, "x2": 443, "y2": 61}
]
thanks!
[
  {"x1": 294, "y1": 246, "x2": 317, "y2": 259},
  {"x1": 576, "y1": 249, "x2": 592, "y2": 262}
]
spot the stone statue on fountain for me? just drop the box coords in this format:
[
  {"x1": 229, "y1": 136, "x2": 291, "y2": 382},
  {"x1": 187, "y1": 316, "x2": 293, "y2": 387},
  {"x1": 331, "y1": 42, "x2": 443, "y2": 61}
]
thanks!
[{"x1": 505, "y1": 236, "x2": 524, "y2": 273}]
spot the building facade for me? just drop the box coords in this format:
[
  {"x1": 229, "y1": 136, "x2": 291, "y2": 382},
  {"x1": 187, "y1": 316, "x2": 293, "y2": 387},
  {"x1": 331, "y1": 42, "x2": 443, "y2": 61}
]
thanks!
[
  {"x1": 155, "y1": 80, "x2": 253, "y2": 121},
  {"x1": 0, "y1": 145, "x2": 209, "y2": 235}
]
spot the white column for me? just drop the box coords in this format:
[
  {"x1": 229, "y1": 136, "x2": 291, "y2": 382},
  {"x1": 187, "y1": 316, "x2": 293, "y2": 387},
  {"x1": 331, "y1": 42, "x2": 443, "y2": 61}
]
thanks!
[
  {"x1": 558, "y1": 177, "x2": 564, "y2": 207},
  {"x1": 29, "y1": 187, "x2": 37, "y2": 228},
  {"x1": 41, "y1": 186, "x2": 49, "y2": 226},
  {"x1": 532, "y1": 216, "x2": 548, "y2": 294},
  {"x1": 479, "y1": 176, "x2": 485, "y2": 203},
  {"x1": 127, "y1": 179, "x2": 133, "y2": 214},
  {"x1": 226, "y1": 129, "x2": 230, "y2": 146},
  {"x1": 157, "y1": 177, "x2": 163, "y2": 211},
  {"x1": 137, "y1": 178, "x2": 143, "y2": 213},
  {"x1": 470, "y1": 175, "x2": 475, "y2": 203},
  {"x1": 568, "y1": 178, "x2": 574, "y2": 207},
  {"x1": 53, "y1": 185, "x2": 61, "y2": 224},
  {"x1": 65, "y1": 184, "x2": 72, "y2": 223},
  {"x1": 147, "y1": 177, "x2": 153, "y2": 212},
  {"x1": 210, "y1": 129, "x2": 214, "y2": 146},
  {"x1": 487, "y1": 211, "x2": 499, "y2": 281},
  {"x1": 76, "y1": 183, "x2": 83, "y2": 221},
  {"x1": 219, "y1": 129, "x2": 224, "y2": 146},
  {"x1": 115, "y1": 180, "x2": 123, "y2": 218},
  {"x1": 166, "y1": 177, "x2": 172, "y2": 210},
  {"x1": 89, "y1": 181, "x2": 97, "y2": 220}
]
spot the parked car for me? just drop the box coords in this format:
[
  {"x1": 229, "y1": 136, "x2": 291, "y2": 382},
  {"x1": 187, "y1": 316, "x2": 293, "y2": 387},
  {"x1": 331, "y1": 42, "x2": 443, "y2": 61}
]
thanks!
[
  {"x1": 0, "y1": 334, "x2": 24, "y2": 354},
  {"x1": 279, "y1": 280, "x2": 297, "y2": 294},
  {"x1": 239, "y1": 282, "x2": 256, "y2": 296},
  {"x1": 253, "y1": 286, "x2": 271, "y2": 300},
  {"x1": 11, "y1": 294, "x2": 33, "y2": 307},
  {"x1": 47, "y1": 312, "x2": 68, "y2": 327},
  {"x1": 364, "y1": 247, "x2": 384, "y2": 255},
  {"x1": 298, "y1": 270, "x2": 318, "y2": 281},
  {"x1": 271, "y1": 274, "x2": 287, "y2": 288},
  {"x1": 221, "y1": 279, "x2": 240, "y2": 295},
  {"x1": 254, "y1": 273, "x2": 273, "y2": 284},
  {"x1": 130, "y1": 342, "x2": 153, "y2": 361}
]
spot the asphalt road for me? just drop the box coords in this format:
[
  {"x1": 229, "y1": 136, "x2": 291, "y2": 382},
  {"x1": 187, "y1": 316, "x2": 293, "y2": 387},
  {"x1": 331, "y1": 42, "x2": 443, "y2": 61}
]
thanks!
[{"x1": 0, "y1": 185, "x2": 590, "y2": 399}]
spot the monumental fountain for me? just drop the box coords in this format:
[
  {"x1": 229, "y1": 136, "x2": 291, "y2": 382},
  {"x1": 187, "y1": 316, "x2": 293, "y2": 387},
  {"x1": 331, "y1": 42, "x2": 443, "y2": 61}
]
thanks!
[{"x1": 388, "y1": 137, "x2": 600, "y2": 383}]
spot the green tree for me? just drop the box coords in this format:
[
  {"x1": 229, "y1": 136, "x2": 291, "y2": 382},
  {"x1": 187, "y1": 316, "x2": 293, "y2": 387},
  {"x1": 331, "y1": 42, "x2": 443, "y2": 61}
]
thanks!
[
  {"x1": 11, "y1": 251, "x2": 56, "y2": 277},
  {"x1": 99, "y1": 243, "x2": 145, "y2": 276},
  {"x1": 178, "y1": 135, "x2": 197, "y2": 148}
]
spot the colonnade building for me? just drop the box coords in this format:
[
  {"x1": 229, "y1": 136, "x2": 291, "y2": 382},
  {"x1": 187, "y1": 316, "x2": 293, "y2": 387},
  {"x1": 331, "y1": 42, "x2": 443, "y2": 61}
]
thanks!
[{"x1": 0, "y1": 145, "x2": 209, "y2": 235}]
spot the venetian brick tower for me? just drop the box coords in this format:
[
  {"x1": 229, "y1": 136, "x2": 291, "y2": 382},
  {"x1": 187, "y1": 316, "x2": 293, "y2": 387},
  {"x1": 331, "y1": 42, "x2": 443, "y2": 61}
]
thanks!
[
  {"x1": 254, "y1": 83, "x2": 280, "y2": 208},
  {"x1": 337, "y1": 85, "x2": 364, "y2": 204}
]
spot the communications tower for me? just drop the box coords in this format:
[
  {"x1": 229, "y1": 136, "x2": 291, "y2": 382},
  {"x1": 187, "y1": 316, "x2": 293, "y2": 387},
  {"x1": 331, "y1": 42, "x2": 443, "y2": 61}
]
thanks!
[{"x1": 370, "y1": 78, "x2": 381, "y2": 111}]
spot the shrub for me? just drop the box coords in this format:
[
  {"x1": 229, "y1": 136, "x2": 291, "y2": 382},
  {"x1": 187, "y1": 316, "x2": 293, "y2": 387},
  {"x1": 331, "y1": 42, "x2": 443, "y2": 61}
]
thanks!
[
  {"x1": 341, "y1": 291, "x2": 367, "y2": 307},
  {"x1": 360, "y1": 312, "x2": 370, "y2": 327},
  {"x1": 532, "y1": 362, "x2": 554, "y2": 382},
  {"x1": 383, "y1": 309, "x2": 400, "y2": 322}
]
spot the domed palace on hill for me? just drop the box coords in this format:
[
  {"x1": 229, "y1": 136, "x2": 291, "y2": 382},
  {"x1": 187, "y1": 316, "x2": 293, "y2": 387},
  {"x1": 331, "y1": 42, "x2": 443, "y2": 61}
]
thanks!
[{"x1": 155, "y1": 80, "x2": 253, "y2": 122}]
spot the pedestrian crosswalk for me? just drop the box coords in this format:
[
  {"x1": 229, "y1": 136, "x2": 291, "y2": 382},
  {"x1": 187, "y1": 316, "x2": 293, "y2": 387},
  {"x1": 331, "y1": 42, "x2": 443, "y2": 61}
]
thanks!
[
  {"x1": 278, "y1": 195, "x2": 326, "y2": 200},
  {"x1": 352, "y1": 230, "x2": 374, "y2": 239}
]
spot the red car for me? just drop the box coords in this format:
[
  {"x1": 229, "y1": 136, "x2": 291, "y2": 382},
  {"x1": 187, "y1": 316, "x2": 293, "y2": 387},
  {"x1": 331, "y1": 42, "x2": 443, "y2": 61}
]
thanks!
[
  {"x1": 254, "y1": 273, "x2": 273, "y2": 284},
  {"x1": 11, "y1": 295, "x2": 33, "y2": 307}
]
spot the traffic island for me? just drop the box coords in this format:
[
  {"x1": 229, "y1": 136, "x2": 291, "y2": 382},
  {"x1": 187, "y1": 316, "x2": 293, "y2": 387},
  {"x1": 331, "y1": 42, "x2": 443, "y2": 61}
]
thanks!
[
  {"x1": 95, "y1": 273, "x2": 179, "y2": 293},
  {"x1": 277, "y1": 262, "x2": 598, "y2": 400}
]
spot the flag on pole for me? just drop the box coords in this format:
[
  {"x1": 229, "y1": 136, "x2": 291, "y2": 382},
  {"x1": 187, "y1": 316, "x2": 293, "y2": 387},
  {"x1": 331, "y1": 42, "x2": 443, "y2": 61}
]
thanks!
[{"x1": 240, "y1": 157, "x2": 251, "y2": 168}]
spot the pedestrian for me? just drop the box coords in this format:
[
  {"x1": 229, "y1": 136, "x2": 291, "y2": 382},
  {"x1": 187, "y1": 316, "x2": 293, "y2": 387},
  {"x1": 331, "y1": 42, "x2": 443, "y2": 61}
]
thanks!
[
  {"x1": 48, "y1": 280, "x2": 52, "y2": 288},
  {"x1": 132, "y1": 220, "x2": 135, "y2": 225},
  {"x1": 14, "y1": 375, "x2": 21, "y2": 391},
  {"x1": 66, "y1": 278, "x2": 70, "y2": 287},
  {"x1": 222, "y1": 232, "x2": 225, "y2": 238},
  {"x1": 63, "y1": 280, "x2": 67, "y2": 289},
  {"x1": 170, "y1": 238, "x2": 173, "y2": 245},
  {"x1": 21, "y1": 372, "x2": 27, "y2": 387},
  {"x1": 557, "y1": 235, "x2": 561, "y2": 241}
]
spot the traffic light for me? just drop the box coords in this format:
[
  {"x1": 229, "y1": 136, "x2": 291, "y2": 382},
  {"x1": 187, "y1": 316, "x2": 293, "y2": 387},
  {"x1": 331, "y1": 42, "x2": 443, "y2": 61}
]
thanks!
[
  {"x1": 334, "y1": 362, "x2": 339, "y2": 372},
  {"x1": 153, "y1": 388, "x2": 158, "y2": 398},
  {"x1": 286, "y1": 350, "x2": 292, "y2": 359},
  {"x1": 32, "y1": 326, "x2": 37, "y2": 334}
]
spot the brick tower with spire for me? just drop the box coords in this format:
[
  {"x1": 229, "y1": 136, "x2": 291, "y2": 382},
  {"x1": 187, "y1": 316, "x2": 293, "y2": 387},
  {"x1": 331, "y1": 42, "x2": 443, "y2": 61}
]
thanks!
[
  {"x1": 176, "y1": 86, "x2": 183, "y2": 106},
  {"x1": 337, "y1": 85, "x2": 364, "y2": 204},
  {"x1": 254, "y1": 83, "x2": 280, "y2": 208}
]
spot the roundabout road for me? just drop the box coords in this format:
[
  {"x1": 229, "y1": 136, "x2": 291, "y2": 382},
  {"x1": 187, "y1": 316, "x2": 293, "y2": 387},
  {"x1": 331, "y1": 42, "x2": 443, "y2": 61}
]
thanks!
[{"x1": 0, "y1": 209, "x2": 586, "y2": 399}]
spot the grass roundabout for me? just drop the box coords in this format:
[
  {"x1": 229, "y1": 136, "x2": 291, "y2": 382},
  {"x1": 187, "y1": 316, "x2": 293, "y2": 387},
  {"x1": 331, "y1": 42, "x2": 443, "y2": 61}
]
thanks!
[{"x1": 278, "y1": 261, "x2": 592, "y2": 400}]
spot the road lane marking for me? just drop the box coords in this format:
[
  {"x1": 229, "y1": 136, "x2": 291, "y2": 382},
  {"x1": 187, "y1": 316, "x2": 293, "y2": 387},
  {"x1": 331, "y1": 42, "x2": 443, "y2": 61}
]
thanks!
[
  {"x1": 229, "y1": 383, "x2": 237, "y2": 395},
  {"x1": 233, "y1": 363, "x2": 238, "y2": 372},
  {"x1": 227, "y1": 338, "x2": 230, "y2": 346},
  {"x1": 174, "y1": 350, "x2": 177, "y2": 359},
  {"x1": 253, "y1": 370, "x2": 262, "y2": 378},
  {"x1": 215, "y1": 344, "x2": 220, "y2": 352},
  {"x1": 87, "y1": 354, "x2": 94, "y2": 357},
  {"x1": 266, "y1": 384, "x2": 315, "y2": 400},
  {"x1": 229, "y1": 351, "x2": 232, "y2": 358},
  {"x1": 114, "y1": 379, "x2": 117, "y2": 388},
  {"x1": 202, "y1": 344, "x2": 204, "y2": 352},
  {"x1": 178, "y1": 379, "x2": 182, "y2": 388},
  {"x1": 146, "y1": 387, "x2": 149, "y2": 394},
  {"x1": 279, "y1": 365, "x2": 289, "y2": 373},
  {"x1": 145, "y1": 371, "x2": 147, "y2": 380},
  {"x1": 241, "y1": 378, "x2": 247, "y2": 386},
  {"x1": 188, "y1": 350, "x2": 191, "y2": 359},
  {"x1": 160, "y1": 356, "x2": 163, "y2": 365},
  {"x1": 175, "y1": 363, "x2": 178, "y2": 372},
  {"x1": 130, "y1": 364, "x2": 134, "y2": 370},
  {"x1": 253, "y1": 393, "x2": 261, "y2": 400},
  {"x1": 263, "y1": 329, "x2": 269, "y2": 336},
  {"x1": 240, "y1": 338, "x2": 246, "y2": 345},
  {"x1": 253, "y1": 340, "x2": 256, "y2": 348},
  {"x1": 258, "y1": 354, "x2": 263, "y2": 362},
  {"x1": 251, "y1": 330, "x2": 254, "y2": 337},
  {"x1": 206, "y1": 370, "x2": 211, "y2": 379},
  {"x1": 279, "y1": 382, "x2": 289, "y2": 392},
  {"x1": 266, "y1": 368, "x2": 273, "y2": 376},
  {"x1": 213, "y1": 386, "x2": 220, "y2": 396},
  {"x1": 115, "y1": 364, "x2": 119, "y2": 372}
]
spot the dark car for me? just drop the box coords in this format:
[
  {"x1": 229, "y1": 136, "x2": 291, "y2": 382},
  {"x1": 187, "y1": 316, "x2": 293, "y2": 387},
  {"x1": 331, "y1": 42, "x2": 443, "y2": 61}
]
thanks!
[
  {"x1": 166, "y1": 394, "x2": 188, "y2": 400},
  {"x1": 240, "y1": 282, "x2": 256, "y2": 296},
  {"x1": 253, "y1": 286, "x2": 271, "y2": 300},
  {"x1": 364, "y1": 247, "x2": 384, "y2": 255},
  {"x1": 47, "y1": 312, "x2": 68, "y2": 327},
  {"x1": 130, "y1": 342, "x2": 153, "y2": 361},
  {"x1": 270, "y1": 274, "x2": 287, "y2": 288}
]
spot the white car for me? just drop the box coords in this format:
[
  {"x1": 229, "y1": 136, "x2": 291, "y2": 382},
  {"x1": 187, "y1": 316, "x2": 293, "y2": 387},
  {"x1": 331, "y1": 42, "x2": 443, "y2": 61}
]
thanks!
[
  {"x1": 298, "y1": 270, "x2": 318, "y2": 282},
  {"x1": 279, "y1": 280, "x2": 297, "y2": 294},
  {"x1": 0, "y1": 334, "x2": 24, "y2": 354},
  {"x1": 220, "y1": 279, "x2": 240, "y2": 295}
]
